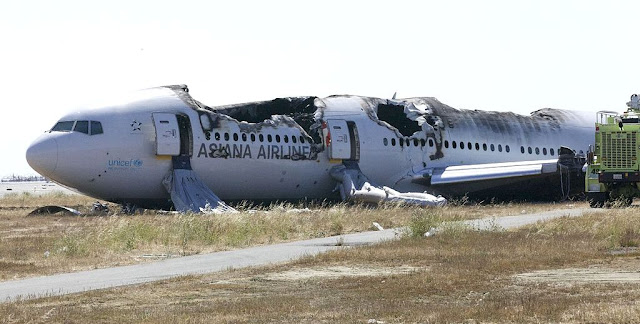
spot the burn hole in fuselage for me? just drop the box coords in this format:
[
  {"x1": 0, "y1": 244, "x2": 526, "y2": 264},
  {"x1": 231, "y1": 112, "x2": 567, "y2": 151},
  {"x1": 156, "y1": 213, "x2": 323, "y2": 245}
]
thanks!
[
  {"x1": 212, "y1": 97, "x2": 322, "y2": 144},
  {"x1": 376, "y1": 104, "x2": 421, "y2": 137}
]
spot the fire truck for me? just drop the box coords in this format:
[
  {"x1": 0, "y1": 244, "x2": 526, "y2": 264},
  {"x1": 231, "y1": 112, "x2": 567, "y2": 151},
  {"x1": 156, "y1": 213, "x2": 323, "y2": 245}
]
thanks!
[{"x1": 585, "y1": 94, "x2": 640, "y2": 207}]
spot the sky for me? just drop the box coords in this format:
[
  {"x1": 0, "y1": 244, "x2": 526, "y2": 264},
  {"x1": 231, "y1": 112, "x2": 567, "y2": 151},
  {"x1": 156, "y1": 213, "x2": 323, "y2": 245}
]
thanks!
[{"x1": 1, "y1": 0, "x2": 639, "y2": 177}]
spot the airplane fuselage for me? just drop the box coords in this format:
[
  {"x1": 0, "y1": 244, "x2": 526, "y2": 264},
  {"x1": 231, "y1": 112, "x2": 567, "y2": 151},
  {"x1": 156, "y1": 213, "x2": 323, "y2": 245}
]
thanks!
[{"x1": 26, "y1": 85, "x2": 594, "y2": 207}]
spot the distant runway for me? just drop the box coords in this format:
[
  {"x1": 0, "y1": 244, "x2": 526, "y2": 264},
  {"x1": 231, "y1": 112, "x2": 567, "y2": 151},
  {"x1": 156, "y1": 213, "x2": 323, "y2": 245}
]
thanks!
[
  {"x1": 0, "y1": 207, "x2": 601, "y2": 302},
  {"x1": 0, "y1": 181, "x2": 78, "y2": 198}
]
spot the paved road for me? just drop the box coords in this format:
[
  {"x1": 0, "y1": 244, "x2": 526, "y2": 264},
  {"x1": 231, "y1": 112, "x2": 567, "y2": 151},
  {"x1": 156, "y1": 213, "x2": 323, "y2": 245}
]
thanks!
[
  {"x1": 467, "y1": 207, "x2": 599, "y2": 230},
  {"x1": 0, "y1": 207, "x2": 599, "y2": 302},
  {"x1": 0, "y1": 181, "x2": 77, "y2": 198}
]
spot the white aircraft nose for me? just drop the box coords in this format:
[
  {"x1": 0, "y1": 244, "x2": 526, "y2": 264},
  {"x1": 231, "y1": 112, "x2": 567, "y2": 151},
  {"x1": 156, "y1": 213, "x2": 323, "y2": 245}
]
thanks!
[{"x1": 26, "y1": 136, "x2": 58, "y2": 176}]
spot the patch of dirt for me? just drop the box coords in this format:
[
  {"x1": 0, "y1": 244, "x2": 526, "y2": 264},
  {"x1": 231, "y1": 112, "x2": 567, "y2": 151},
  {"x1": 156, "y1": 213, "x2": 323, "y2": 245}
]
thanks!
[
  {"x1": 514, "y1": 258, "x2": 640, "y2": 284},
  {"x1": 211, "y1": 265, "x2": 423, "y2": 284}
]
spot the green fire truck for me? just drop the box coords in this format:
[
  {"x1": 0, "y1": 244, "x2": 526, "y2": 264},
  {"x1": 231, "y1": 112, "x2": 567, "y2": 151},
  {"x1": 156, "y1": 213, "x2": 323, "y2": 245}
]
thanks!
[{"x1": 585, "y1": 94, "x2": 640, "y2": 207}]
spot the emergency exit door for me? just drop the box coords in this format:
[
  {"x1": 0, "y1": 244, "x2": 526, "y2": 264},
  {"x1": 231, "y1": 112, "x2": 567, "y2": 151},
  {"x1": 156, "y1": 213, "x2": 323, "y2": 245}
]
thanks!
[
  {"x1": 152, "y1": 113, "x2": 181, "y2": 156},
  {"x1": 325, "y1": 119, "x2": 360, "y2": 161}
]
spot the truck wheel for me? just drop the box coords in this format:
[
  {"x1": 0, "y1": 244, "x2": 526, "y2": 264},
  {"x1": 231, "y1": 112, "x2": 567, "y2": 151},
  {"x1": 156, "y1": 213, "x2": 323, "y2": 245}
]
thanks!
[{"x1": 587, "y1": 192, "x2": 608, "y2": 208}]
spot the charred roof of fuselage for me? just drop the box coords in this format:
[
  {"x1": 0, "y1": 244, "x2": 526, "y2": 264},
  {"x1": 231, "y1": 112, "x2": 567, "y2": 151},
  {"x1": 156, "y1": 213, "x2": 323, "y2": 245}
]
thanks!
[
  {"x1": 402, "y1": 97, "x2": 584, "y2": 135},
  {"x1": 204, "y1": 97, "x2": 320, "y2": 138},
  {"x1": 164, "y1": 84, "x2": 321, "y2": 135},
  {"x1": 165, "y1": 85, "x2": 583, "y2": 139}
]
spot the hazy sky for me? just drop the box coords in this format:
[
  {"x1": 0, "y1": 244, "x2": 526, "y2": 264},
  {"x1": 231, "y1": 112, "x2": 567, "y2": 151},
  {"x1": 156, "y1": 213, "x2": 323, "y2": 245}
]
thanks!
[{"x1": 2, "y1": 0, "x2": 639, "y2": 177}]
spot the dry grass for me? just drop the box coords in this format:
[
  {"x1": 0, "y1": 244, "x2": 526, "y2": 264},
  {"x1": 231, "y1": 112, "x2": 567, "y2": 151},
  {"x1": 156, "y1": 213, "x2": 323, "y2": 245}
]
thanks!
[
  {"x1": 0, "y1": 192, "x2": 581, "y2": 280},
  {"x1": 3, "y1": 199, "x2": 639, "y2": 323}
]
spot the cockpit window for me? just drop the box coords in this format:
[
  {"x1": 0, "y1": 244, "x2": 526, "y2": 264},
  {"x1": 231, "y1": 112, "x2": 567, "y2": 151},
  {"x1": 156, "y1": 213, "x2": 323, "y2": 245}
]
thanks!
[
  {"x1": 74, "y1": 121, "x2": 89, "y2": 134},
  {"x1": 90, "y1": 121, "x2": 103, "y2": 135},
  {"x1": 50, "y1": 120, "x2": 103, "y2": 135},
  {"x1": 51, "y1": 121, "x2": 75, "y2": 132}
]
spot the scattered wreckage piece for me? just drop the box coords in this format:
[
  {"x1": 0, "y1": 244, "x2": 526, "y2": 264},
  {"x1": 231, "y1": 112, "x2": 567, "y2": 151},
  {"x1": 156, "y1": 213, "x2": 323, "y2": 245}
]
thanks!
[
  {"x1": 29, "y1": 201, "x2": 110, "y2": 216},
  {"x1": 330, "y1": 162, "x2": 447, "y2": 207},
  {"x1": 28, "y1": 205, "x2": 82, "y2": 216}
]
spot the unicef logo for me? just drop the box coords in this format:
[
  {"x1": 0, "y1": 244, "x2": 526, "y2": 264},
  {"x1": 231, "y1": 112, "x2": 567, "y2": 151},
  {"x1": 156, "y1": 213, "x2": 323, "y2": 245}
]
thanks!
[{"x1": 107, "y1": 159, "x2": 144, "y2": 168}]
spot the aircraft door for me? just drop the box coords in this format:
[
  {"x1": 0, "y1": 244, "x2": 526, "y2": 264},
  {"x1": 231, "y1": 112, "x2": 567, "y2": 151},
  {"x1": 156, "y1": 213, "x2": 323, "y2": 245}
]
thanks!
[
  {"x1": 152, "y1": 113, "x2": 181, "y2": 156},
  {"x1": 324, "y1": 119, "x2": 360, "y2": 161}
]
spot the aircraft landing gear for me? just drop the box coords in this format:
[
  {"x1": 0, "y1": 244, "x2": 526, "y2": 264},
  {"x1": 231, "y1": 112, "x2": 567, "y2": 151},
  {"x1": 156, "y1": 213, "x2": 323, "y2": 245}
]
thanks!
[{"x1": 120, "y1": 203, "x2": 142, "y2": 215}]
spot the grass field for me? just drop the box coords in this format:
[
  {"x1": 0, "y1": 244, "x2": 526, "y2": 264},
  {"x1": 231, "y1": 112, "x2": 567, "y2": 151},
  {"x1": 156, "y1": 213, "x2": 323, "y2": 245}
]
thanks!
[
  {"x1": 3, "y1": 192, "x2": 637, "y2": 323},
  {"x1": 0, "y1": 192, "x2": 579, "y2": 280}
]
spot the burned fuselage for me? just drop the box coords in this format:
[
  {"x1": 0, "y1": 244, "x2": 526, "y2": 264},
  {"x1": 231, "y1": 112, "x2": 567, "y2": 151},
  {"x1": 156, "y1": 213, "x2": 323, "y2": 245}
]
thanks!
[
  {"x1": 176, "y1": 87, "x2": 593, "y2": 200},
  {"x1": 27, "y1": 85, "x2": 595, "y2": 208}
]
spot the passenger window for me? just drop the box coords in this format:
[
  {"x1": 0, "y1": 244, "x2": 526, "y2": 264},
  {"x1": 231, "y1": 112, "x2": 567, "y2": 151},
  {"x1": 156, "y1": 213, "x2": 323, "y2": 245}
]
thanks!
[
  {"x1": 399, "y1": 139, "x2": 404, "y2": 147},
  {"x1": 242, "y1": 133, "x2": 247, "y2": 141},
  {"x1": 406, "y1": 139, "x2": 410, "y2": 146},
  {"x1": 224, "y1": 133, "x2": 230, "y2": 141},
  {"x1": 259, "y1": 134, "x2": 264, "y2": 142},
  {"x1": 490, "y1": 144, "x2": 495, "y2": 151},
  {"x1": 420, "y1": 139, "x2": 426, "y2": 147},
  {"x1": 528, "y1": 147, "x2": 532, "y2": 154},
  {"x1": 482, "y1": 143, "x2": 487, "y2": 151},
  {"x1": 475, "y1": 143, "x2": 480, "y2": 150},
  {"x1": 284, "y1": 135, "x2": 289, "y2": 143},
  {"x1": 90, "y1": 121, "x2": 103, "y2": 135},
  {"x1": 383, "y1": 138, "x2": 388, "y2": 146},
  {"x1": 550, "y1": 148, "x2": 555, "y2": 156},
  {"x1": 428, "y1": 139, "x2": 434, "y2": 147},
  {"x1": 444, "y1": 140, "x2": 449, "y2": 148},
  {"x1": 452, "y1": 141, "x2": 457, "y2": 149},
  {"x1": 233, "y1": 133, "x2": 239, "y2": 141},
  {"x1": 74, "y1": 120, "x2": 89, "y2": 134},
  {"x1": 299, "y1": 136, "x2": 305, "y2": 143},
  {"x1": 276, "y1": 135, "x2": 281, "y2": 143},
  {"x1": 391, "y1": 138, "x2": 396, "y2": 146},
  {"x1": 268, "y1": 134, "x2": 273, "y2": 142},
  {"x1": 413, "y1": 139, "x2": 419, "y2": 147},
  {"x1": 521, "y1": 146, "x2": 525, "y2": 154},
  {"x1": 467, "y1": 142, "x2": 472, "y2": 150},
  {"x1": 292, "y1": 136, "x2": 297, "y2": 144},
  {"x1": 51, "y1": 121, "x2": 75, "y2": 132},
  {"x1": 506, "y1": 145, "x2": 510, "y2": 152},
  {"x1": 215, "y1": 132, "x2": 221, "y2": 140},
  {"x1": 543, "y1": 148, "x2": 547, "y2": 155},
  {"x1": 498, "y1": 144, "x2": 502, "y2": 152},
  {"x1": 535, "y1": 147, "x2": 540, "y2": 155},
  {"x1": 250, "y1": 134, "x2": 256, "y2": 142}
]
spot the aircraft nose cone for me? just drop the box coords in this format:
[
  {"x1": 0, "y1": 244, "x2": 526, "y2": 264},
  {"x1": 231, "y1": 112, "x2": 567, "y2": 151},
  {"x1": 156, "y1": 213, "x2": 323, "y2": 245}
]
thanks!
[{"x1": 26, "y1": 136, "x2": 58, "y2": 176}]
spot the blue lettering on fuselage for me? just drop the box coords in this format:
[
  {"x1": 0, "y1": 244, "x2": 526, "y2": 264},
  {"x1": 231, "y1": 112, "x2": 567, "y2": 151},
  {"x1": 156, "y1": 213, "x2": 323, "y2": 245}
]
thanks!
[
  {"x1": 107, "y1": 159, "x2": 143, "y2": 167},
  {"x1": 197, "y1": 142, "x2": 313, "y2": 160}
]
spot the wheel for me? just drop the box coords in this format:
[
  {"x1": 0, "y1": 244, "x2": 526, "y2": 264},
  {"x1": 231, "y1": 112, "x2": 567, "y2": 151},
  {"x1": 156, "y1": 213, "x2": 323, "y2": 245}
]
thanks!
[{"x1": 587, "y1": 192, "x2": 608, "y2": 208}]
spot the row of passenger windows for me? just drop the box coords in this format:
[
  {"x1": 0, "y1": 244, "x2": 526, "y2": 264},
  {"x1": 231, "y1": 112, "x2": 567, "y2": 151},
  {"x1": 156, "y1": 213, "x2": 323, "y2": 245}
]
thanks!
[
  {"x1": 382, "y1": 138, "x2": 558, "y2": 156},
  {"x1": 50, "y1": 120, "x2": 103, "y2": 135},
  {"x1": 444, "y1": 140, "x2": 513, "y2": 153},
  {"x1": 212, "y1": 132, "x2": 308, "y2": 144},
  {"x1": 212, "y1": 130, "x2": 560, "y2": 157}
]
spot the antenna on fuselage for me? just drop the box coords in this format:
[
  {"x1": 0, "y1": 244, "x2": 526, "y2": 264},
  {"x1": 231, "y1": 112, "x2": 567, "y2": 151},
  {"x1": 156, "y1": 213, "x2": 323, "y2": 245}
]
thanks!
[{"x1": 392, "y1": 92, "x2": 397, "y2": 100}]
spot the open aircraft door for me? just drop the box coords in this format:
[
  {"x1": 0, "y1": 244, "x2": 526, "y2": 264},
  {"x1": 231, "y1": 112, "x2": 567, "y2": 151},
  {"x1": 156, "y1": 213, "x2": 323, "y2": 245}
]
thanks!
[
  {"x1": 152, "y1": 113, "x2": 181, "y2": 156},
  {"x1": 323, "y1": 119, "x2": 360, "y2": 161}
]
